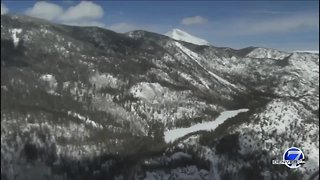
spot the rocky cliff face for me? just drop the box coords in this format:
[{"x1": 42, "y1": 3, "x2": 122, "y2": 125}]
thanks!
[{"x1": 1, "y1": 14, "x2": 319, "y2": 180}]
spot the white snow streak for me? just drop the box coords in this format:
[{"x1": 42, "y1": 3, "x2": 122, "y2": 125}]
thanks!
[
  {"x1": 164, "y1": 108, "x2": 249, "y2": 143},
  {"x1": 165, "y1": 29, "x2": 210, "y2": 46},
  {"x1": 11, "y1": 28, "x2": 22, "y2": 47},
  {"x1": 67, "y1": 111, "x2": 103, "y2": 129}
]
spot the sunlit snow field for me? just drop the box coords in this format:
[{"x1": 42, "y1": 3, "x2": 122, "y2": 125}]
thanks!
[{"x1": 164, "y1": 109, "x2": 249, "y2": 143}]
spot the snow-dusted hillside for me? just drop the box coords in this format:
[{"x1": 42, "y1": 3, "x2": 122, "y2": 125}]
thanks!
[
  {"x1": 246, "y1": 47, "x2": 290, "y2": 60},
  {"x1": 1, "y1": 14, "x2": 319, "y2": 180}
]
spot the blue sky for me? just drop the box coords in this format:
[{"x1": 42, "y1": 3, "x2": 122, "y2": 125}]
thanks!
[{"x1": 1, "y1": 0, "x2": 319, "y2": 51}]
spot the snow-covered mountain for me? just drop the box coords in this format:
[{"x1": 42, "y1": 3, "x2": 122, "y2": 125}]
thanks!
[
  {"x1": 1, "y1": 14, "x2": 319, "y2": 180},
  {"x1": 165, "y1": 28, "x2": 211, "y2": 46}
]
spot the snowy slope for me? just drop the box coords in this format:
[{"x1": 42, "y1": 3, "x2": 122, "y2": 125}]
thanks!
[
  {"x1": 246, "y1": 47, "x2": 290, "y2": 60},
  {"x1": 174, "y1": 42, "x2": 239, "y2": 89},
  {"x1": 165, "y1": 28, "x2": 210, "y2": 46}
]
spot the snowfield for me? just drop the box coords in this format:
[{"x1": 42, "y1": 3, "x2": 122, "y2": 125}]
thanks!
[{"x1": 164, "y1": 109, "x2": 249, "y2": 143}]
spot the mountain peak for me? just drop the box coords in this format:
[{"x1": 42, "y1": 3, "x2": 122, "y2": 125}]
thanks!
[{"x1": 165, "y1": 28, "x2": 210, "y2": 46}]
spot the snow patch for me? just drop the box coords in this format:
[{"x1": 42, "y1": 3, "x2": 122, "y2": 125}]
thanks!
[
  {"x1": 67, "y1": 111, "x2": 103, "y2": 129},
  {"x1": 40, "y1": 74, "x2": 54, "y2": 82},
  {"x1": 164, "y1": 109, "x2": 249, "y2": 143},
  {"x1": 11, "y1": 28, "x2": 22, "y2": 47},
  {"x1": 130, "y1": 82, "x2": 165, "y2": 102},
  {"x1": 40, "y1": 74, "x2": 58, "y2": 94},
  {"x1": 165, "y1": 29, "x2": 210, "y2": 46}
]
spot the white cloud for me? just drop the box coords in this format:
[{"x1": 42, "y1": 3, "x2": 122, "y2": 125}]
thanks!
[
  {"x1": 1, "y1": 3, "x2": 9, "y2": 15},
  {"x1": 60, "y1": 1, "x2": 104, "y2": 22},
  {"x1": 108, "y1": 23, "x2": 138, "y2": 33},
  {"x1": 25, "y1": 1, "x2": 63, "y2": 20},
  {"x1": 21, "y1": 1, "x2": 167, "y2": 33},
  {"x1": 181, "y1": 16, "x2": 208, "y2": 25},
  {"x1": 24, "y1": 1, "x2": 105, "y2": 27}
]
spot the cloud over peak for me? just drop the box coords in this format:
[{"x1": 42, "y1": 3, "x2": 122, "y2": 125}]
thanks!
[
  {"x1": 26, "y1": 1, "x2": 63, "y2": 21},
  {"x1": 181, "y1": 16, "x2": 208, "y2": 25},
  {"x1": 1, "y1": 3, "x2": 9, "y2": 15},
  {"x1": 24, "y1": 1, "x2": 105, "y2": 27},
  {"x1": 60, "y1": 1, "x2": 104, "y2": 22}
]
